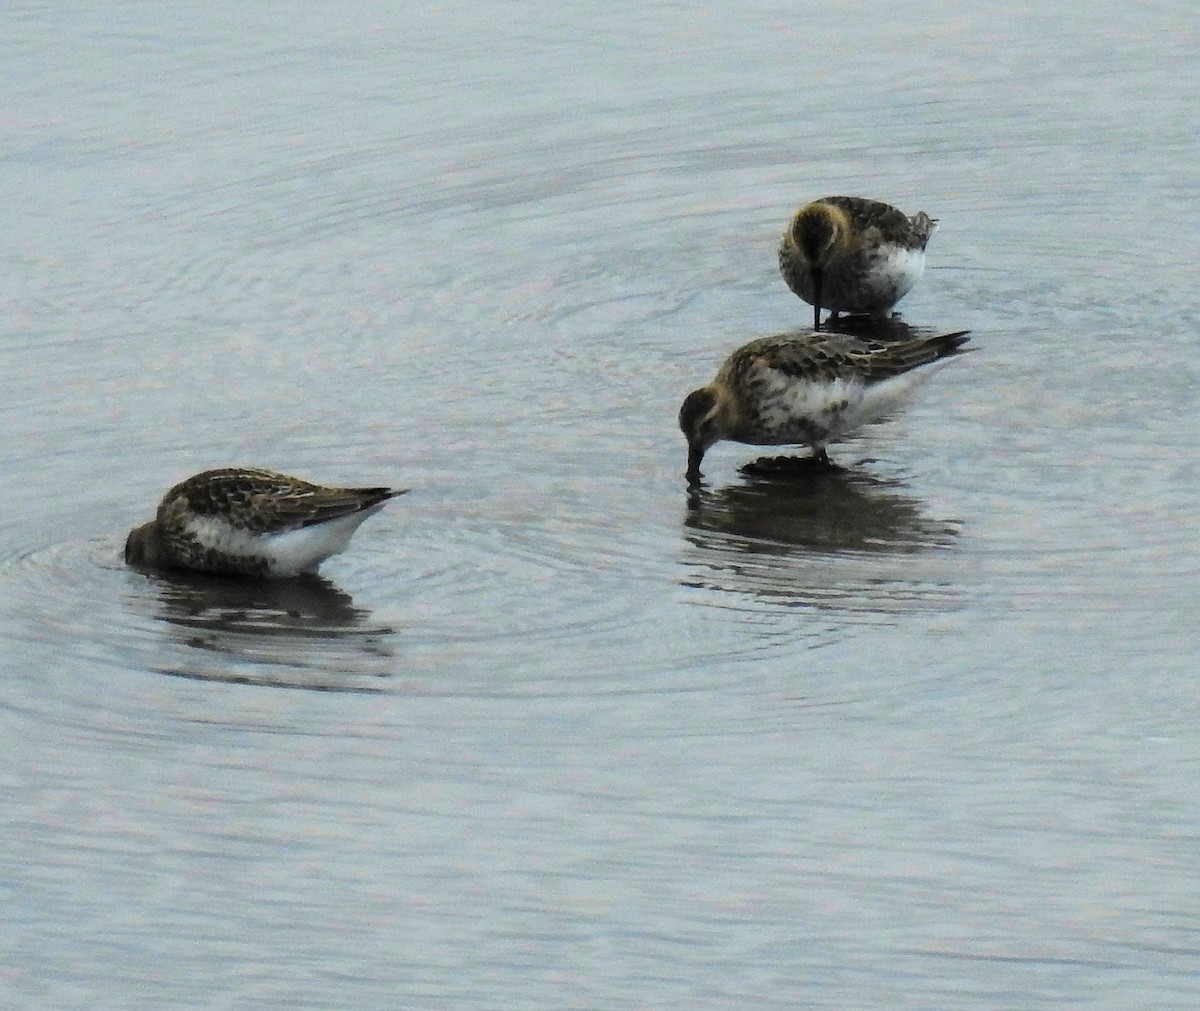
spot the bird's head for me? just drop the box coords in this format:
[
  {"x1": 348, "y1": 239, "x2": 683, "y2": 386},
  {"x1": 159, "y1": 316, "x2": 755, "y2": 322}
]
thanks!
[
  {"x1": 789, "y1": 201, "x2": 849, "y2": 266},
  {"x1": 679, "y1": 384, "x2": 733, "y2": 483},
  {"x1": 124, "y1": 521, "x2": 164, "y2": 569}
]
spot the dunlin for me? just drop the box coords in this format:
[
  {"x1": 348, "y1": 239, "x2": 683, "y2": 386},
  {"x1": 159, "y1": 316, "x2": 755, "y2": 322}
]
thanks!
[
  {"x1": 125, "y1": 468, "x2": 406, "y2": 578},
  {"x1": 679, "y1": 329, "x2": 971, "y2": 481},
  {"x1": 778, "y1": 196, "x2": 937, "y2": 329}
]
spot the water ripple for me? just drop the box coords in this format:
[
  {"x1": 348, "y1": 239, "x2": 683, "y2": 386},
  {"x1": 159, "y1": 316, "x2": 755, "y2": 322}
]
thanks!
[{"x1": 0, "y1": 534, "x2": 399, "y2": 703}]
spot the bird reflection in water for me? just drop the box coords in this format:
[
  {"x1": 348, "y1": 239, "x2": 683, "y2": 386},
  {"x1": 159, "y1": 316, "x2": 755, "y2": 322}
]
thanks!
[
  {"x1": 682, "y1": 466, "x2": 962, "y2": 617},
  {"x1": 816, "y1": 311, "x2": 929, "y2": 343},
  {"x1": 144, "y1": 570, "x2": 396, "y2": 691}
]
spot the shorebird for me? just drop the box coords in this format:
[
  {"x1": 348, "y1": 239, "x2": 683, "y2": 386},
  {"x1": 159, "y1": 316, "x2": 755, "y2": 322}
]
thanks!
[
  {"x1": 778, "y1": 196, "x2": 937, "y2": 329},
  {"x1": 678, "y1": 329, "x2": 971, "y2": 481},
  {"x1": 124, "y1": 468, "x2": 406, "y2": 578}
]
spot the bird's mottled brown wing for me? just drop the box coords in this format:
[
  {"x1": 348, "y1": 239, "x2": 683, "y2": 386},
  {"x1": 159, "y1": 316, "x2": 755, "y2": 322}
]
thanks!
[
  {"x1": 819, "y1": 195, "x2": 936, "y2": 248},
  {"x1": 733, "y1": 331, "x2": 971, "y2": 385},
  {"x1": 851, "y1": 330, "x2": 971, "y2": 381},
  {"x1": 733, "y1": 333, "x2": 877, "y2": 384},
  {"x1": 162, "y1": 468, "x2": 400, "y2": 534}
]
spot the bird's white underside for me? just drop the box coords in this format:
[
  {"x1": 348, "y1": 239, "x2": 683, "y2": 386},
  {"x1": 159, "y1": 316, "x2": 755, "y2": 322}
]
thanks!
[
  {"x1": 871, "y1": 244, "x2": 926, "y2": 299},
  {"x1": 185, "y1": 504, "x2": 386, "y2": 577},
  {"x1": 797, "y1": 244, "x2": 927, "y2": 312},
  {"x1": 754, "y1": 363, "x2": 951, "y2": 445}
]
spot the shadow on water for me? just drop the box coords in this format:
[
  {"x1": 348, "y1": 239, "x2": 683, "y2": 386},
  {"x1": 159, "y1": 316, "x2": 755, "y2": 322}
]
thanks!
[
  {"x1": 680, "y1": 466, "x2": 962, "y2": 617},
  {"x1": 139, "y1": 570, "x2": 398, "y2": 692},
  {"x1": 817, "y1": 312, "x2": 931, "y2": 342}
]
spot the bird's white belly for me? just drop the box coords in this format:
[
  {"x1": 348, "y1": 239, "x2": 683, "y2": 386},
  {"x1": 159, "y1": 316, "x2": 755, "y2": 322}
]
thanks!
[
  {"x1": 866, "y1": 245, "x2": 925, "y2": 302},
  {"x1": 186, "y1": 508, "x2": 382, "y2": 577},
  {"x1": 752, "y1": 369, "x2": 941, "y2": 445},
  {"x1": 818, "y1": 244, "x2": 927, "y2": 313}
]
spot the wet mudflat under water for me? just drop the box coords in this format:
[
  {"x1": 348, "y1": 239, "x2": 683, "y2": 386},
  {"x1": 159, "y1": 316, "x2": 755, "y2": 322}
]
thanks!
[{"x1": 2, "y1": 1, "x2": 1199, "y2": 1007}]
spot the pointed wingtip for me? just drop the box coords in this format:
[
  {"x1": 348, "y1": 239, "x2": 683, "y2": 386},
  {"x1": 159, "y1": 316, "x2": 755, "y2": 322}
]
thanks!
[{"x1": 935, "y1": 330, "x2": 972, "y2": 355}]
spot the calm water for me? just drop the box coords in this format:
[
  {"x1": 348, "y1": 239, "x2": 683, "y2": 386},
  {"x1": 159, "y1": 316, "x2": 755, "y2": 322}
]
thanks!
[{"x1": 3, "y1": 1, "x2": 1199, "y2": 1007}]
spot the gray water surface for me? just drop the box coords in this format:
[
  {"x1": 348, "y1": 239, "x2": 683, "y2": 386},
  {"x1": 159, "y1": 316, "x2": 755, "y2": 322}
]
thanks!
[{"x1": 3, "y1": 2, "x2": 1200, "y2": 1008}]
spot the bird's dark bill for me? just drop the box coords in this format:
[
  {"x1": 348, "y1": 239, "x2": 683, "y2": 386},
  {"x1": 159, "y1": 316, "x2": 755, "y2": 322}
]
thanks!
[{"x1": 811, "y1": 267, "x2": 824, "y2": 330}]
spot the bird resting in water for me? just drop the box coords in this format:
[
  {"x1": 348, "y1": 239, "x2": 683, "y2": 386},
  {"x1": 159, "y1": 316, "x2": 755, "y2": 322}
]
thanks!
[
  {"x1": 124, "y1": 467, "x2": 405, "y2": 578},
  {"x1": 679, "y1": 329, "x2": 971, "y2": 481},
  {"x1": 778, "y1": 195, "x2": 937, "y2": 330}
]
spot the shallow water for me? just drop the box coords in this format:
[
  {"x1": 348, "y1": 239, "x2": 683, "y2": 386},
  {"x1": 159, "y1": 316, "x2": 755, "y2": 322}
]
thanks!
[{"x1": 3, "y1": 1, "x2": 1200, "y2": 1007}]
